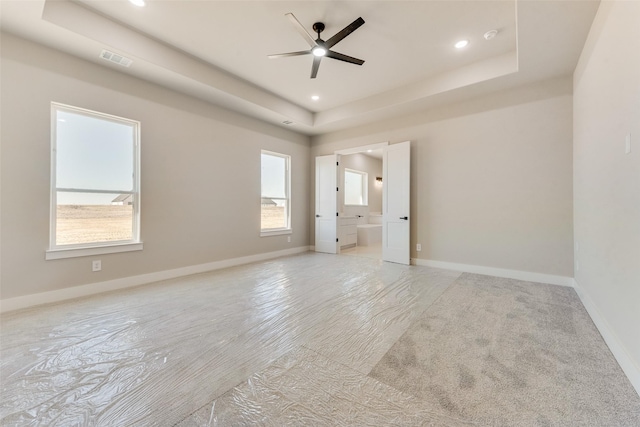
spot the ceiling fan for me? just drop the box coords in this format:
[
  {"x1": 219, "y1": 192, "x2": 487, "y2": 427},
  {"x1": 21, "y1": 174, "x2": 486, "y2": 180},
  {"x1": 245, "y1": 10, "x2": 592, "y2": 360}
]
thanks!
[{"x1": 268, "y1": 13, "x2": 365, "y2": 79}]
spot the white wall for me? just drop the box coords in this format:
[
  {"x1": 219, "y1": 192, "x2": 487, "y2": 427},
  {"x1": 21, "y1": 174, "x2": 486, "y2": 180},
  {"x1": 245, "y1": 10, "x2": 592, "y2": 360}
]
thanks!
[
  {"x1": 573, "y1": 0, "x2": 640, "y2": 392},
  {"x1": 0, "y1": 34, "x2": 311, "y2": 301},
  {"x1": 312, "y1": 77, "x2": 574, "y2": 278}
]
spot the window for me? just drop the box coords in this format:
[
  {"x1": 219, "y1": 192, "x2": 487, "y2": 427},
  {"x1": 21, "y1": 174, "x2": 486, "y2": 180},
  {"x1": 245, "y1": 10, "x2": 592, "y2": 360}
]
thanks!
[
  {"x1": 261, "y1": 150, "x2": 291, "y2": 235},
  {"x1": 344, "y1": 168, "x2": 368, "y2": 206},
  {"x1": 47, "y1": 103, "x2": 141, "y2": 259}
]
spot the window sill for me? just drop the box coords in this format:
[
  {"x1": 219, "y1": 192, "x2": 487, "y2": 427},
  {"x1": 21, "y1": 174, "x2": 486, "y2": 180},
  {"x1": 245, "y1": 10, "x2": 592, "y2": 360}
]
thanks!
[
  {"x1": 260, "y1": 229, "x2": 292, "y2": 237},
  {"x1": 46, "y1": 242, "x2": 143, "y2": 260}
]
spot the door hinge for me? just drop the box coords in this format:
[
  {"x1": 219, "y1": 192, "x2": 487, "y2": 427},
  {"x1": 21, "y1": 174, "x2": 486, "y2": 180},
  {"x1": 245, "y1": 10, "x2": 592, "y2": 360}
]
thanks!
[
  {"x1": 336, "y1": 238, "x2": 339, "y2": 242},
  {"x1": 336, "y1": 187, "x2": 339, "y2": 191},
  {"x1": 336, "y1": 162, "x2": 339, "y2": 166},
  {"x1": 336, "y1": 212, "x2": 338, "y2": 216}
]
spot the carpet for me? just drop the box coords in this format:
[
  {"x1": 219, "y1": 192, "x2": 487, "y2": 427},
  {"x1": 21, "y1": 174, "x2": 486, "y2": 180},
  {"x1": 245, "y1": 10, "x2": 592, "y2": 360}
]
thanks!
[{"x1": 369, "y1": 273, "x2": 640, "y2": 426}]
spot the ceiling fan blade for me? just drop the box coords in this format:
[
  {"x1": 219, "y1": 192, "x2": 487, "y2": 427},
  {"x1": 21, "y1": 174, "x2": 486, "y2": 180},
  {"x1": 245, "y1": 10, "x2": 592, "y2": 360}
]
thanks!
[
  {"x1": 286, "y1": 13, "x2": 317, "y2": 49},
  {"x1": 310, "y1": 55, "x2": 322, "y2": 79},
  {"x1": 325, "y1": 17, "x2": 365, "y2": 49},
  {"x1": 268, "y1": 50, "x2": 311, "y2": 59},
  {"x1": 326, "y1": 50, "x2": 365, "y2": 66}
]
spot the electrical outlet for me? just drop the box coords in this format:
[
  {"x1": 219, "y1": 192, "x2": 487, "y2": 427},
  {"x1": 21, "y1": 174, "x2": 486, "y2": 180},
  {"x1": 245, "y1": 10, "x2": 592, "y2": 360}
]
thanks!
[
  {"x1": 287, "y1": 236, "x2": 291, "y2": 243},
  {"x1": 92, "y1": 260, "x2": 101, "y2": 272},
  {"x1": 416, "y1": 243, "x2": 422, "y2": 252}
]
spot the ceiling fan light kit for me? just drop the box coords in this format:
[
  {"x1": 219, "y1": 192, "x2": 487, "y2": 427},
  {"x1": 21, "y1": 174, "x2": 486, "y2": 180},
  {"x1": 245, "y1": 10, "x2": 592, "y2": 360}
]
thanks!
[{"x1": 268, "y1": 13, "x2": 365, "y2": 79}]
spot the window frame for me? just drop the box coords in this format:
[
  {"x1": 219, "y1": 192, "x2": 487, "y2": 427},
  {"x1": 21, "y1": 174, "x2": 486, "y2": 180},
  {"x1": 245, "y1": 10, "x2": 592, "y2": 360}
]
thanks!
[
  {"x1": 46, "y1": 102, "x2": 142, "y2": 260},
  {"x1": 260, "y1": 150, "x2": 292, "y2": 237},
  {"x1": 344, "y1": 168, "x2": 368, "y2": 206}
]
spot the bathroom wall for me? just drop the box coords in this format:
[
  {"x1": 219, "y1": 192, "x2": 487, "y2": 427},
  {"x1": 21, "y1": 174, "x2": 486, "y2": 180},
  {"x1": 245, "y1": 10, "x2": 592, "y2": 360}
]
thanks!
[{"x1": 338, "y1": 153, "x2": 382, "y2": 220}]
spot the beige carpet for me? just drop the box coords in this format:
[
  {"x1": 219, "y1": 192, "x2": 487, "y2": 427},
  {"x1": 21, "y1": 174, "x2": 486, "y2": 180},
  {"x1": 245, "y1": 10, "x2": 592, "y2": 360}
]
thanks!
[{"x1": 369, "y1": 273, "x2": 640, "y2": 426}]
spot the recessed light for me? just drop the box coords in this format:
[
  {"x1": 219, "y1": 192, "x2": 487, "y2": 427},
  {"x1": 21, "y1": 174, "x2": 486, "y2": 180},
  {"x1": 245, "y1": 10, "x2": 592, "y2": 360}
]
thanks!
[
  {"x1": 455, "y1": 40, "x2": 469, "y2": 49},
  {"x1": 129, "y1": 0, "x2": 146, "y2": 7},
  {"x1": 367, "y1": 150, "x2": 372, "y2": 153},
  {"x1": 311, "y1": 95, "x2": 320, "y2": 101}
]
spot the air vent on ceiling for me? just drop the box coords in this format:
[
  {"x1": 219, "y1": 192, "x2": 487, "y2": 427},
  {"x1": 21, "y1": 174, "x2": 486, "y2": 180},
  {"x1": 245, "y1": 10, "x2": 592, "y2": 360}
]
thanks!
[
  {"x1": 100, "y1": 50, "x2": 133, "y2": 67},
  {"x1": 282, "y1": 120, "x2": 294, "y2": 125}
]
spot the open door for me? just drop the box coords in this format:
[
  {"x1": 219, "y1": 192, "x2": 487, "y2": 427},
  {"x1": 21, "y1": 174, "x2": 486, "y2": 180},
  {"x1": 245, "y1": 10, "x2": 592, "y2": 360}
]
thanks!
[
  {"x1": 382, "y1": 141, "x2": 410, "y2": 265},
  {"x1": 315, "y1": 155, "x2": 338, "y2": 254}
]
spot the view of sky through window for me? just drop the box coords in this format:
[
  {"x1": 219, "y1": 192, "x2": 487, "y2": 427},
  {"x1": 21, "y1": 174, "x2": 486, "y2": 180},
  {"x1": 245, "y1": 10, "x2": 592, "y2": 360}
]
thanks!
[{"x1": 56, "y1": 110, "x2": 134, "y2": 205}]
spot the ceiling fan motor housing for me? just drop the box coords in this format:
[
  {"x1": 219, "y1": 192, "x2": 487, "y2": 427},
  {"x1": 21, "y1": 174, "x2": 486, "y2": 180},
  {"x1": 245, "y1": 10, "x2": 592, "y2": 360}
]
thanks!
[{"x1": 312, "y1": 22, "x2": 325, "y2": 35}]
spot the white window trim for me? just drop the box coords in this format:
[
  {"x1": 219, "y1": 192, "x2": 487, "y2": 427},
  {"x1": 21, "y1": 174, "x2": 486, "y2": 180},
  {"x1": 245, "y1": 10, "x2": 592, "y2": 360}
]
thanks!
[
  {"x1": 344, "y1": 168, "x2": 368, "y2": 206},
  {"x1": 260, "y1": 150, "x2": 292, "y2": 235},
  {"x1": 45, "y1": 242, "x2": 143, "y2": 260},
  {"x1": 260, "y1": 229, "x2": 293, "y2": 237},
  {"x1": 48, "y1": 103, "x2": 142, "y2": 259}
]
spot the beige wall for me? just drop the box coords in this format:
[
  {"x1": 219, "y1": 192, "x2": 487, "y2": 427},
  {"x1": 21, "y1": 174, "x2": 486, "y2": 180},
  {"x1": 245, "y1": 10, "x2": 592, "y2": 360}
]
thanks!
[
  {"x1": 312, "y1": 77, "x2": 574, "y2": 277},
  {"x1": 0, "y1": 34, "x2": 311, "y2": 300},
  {"x1": 573, "y1": 0, "x2": 640, "y2": 383},
  {"x1": 338, "y1": 153, "x2": 383, "y2": 214}
]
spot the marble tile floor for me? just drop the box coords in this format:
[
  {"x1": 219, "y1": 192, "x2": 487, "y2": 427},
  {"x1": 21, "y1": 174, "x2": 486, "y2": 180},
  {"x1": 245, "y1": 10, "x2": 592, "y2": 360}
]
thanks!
[{"x1": 1, "y1": 253, "x2": 639, "y2": 426}]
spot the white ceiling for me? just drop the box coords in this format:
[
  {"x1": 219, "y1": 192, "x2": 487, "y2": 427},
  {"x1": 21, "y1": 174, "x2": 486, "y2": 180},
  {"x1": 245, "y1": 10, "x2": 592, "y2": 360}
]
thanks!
[{"x1": 0, "y1": 0, "x2": 600, "y2": 135}]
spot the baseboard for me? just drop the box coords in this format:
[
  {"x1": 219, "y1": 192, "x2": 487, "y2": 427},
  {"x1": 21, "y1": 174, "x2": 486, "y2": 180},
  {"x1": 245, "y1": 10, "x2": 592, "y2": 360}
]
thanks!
[
  {"x1": 573, "y1": 279, "x2": 640, "y2": 397},
  {"x1": 411, "y1": 258, "x2": 574, "y2": 287},
  {"x1": 0, "y1": 246, "x2": 312, "y2": 313}
]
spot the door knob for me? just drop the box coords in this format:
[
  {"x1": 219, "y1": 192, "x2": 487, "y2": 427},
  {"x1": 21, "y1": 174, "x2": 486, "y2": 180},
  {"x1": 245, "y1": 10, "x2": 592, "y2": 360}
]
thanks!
[
  {"x1": 316, "y1": 214, "x2": 321, "y2": 217},
  {"x1": 400, "y1": 216, "x2": 408, "y2": 220}
]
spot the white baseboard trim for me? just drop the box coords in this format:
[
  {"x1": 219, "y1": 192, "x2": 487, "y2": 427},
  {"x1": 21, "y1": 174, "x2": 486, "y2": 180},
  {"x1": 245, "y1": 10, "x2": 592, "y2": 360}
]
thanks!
[
  {"x1": 411, "y1": 258, "x2": 574, "y2": 287},
  {"x1": 0, "y1": 246, "x2": 312, "y2": 314},
  {"x1": 573, "y1": 279, "x2": 640, "y2": 397}
]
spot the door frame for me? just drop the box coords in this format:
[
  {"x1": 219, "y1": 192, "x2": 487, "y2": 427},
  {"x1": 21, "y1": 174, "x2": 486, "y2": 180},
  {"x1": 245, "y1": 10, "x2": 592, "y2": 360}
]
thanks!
[
  {"x1": 334, "y1": 142, "x2": 390, "y2": 157},
  {"x1": 334, "y1": 142, "x2": 389, "y2": 254}
]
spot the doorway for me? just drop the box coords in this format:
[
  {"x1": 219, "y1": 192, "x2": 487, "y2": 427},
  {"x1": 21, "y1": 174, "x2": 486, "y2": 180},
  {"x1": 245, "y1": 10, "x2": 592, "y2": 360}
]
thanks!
[
  {"x1": 338, "y1": 149, "x2": 384, "y2": 260},
  {"x1": 315, "y1": 141, "x2": 411, "y2": 265}
]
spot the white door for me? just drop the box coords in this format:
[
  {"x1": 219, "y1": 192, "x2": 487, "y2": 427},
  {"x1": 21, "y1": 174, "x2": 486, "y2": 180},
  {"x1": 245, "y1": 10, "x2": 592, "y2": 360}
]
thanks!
[
  {"x1": 315, "y1": 155, "x2": 338, "y2": 254},
  {"x1": 382, "y1": 141, "x2": 411, "y2": 265}
]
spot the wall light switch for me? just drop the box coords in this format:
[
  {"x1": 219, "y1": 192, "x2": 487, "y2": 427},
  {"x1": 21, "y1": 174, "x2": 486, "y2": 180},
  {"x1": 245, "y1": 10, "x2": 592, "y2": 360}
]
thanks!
[
  {"x1": 625, "y1": 134, "x2": 631, "y2": 154},
  {"x1": 416, "y1": 243, "x2": 422, "y2": 252}
]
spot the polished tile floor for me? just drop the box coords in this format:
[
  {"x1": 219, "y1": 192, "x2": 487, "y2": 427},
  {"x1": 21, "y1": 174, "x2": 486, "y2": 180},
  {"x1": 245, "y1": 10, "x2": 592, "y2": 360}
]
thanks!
[{"x1": 2, "y1": 252, "x2": 639, "y2": 426}]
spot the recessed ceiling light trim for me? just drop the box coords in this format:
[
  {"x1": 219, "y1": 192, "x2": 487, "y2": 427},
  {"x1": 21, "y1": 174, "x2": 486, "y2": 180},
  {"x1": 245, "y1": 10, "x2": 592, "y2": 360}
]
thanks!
[
  {"x1": 454, "y1": 40, "x2": 469, "y2": 49},
  {"x1": 311, "y1": 95, "x2": 320, "y2": 101},
  {"x1": 129, "y1": 0, "x2": 146, "y2": 7}
]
